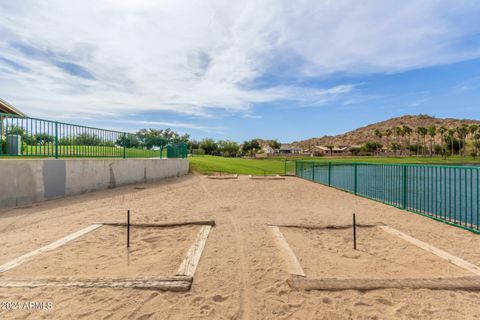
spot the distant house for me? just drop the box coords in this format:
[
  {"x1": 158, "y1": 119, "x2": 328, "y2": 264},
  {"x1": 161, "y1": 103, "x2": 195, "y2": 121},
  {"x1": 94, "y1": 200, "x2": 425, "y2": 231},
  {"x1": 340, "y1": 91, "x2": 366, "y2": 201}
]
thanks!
[
  {"x1": 313, "y1": 146, "x2": 349, "y2": 156},
  {"x1": 262, "y1": 145, "x2": 275, "y2": 155},
  {"x1": 0, "y1": 98, "x2": 25, "y2": 116},
  {"x1": 278, "y1": 145, "x2": 303, "y2": 155}
]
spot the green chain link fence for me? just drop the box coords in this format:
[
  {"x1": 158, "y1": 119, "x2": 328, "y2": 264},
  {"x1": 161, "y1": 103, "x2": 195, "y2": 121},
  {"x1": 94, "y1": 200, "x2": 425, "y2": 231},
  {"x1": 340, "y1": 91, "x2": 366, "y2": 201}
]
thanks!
[
  {"x1": 0, "y1": 112, "x2": 187, "y2": 159},
  {"x1": 295, "y1": 160, "x2": 480, "y2": 233}
]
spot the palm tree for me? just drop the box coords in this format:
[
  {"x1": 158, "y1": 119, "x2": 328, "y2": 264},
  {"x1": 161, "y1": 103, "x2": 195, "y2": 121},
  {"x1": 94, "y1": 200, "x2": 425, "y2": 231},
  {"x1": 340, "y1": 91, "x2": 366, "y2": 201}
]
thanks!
[
  {"x1": 417, "y1": 127, "x2": 428, "y2": 156},
  {"x1": 326, "y1": 145, "x2": 334, "y2": 156},
  {"x1": 457, "y1": 125, "x2": 469, "y2": 157},
  {"x1": 385, "y1": 129, "x2": 393, "y2": 154},
  {"x1": 438, "y1": 126, "x2": 447, "y2": 156},
  {"x1": 475, "y1": 133, "x2": 480, "y2": 158},
  {"x1": 469, "y1": 124, "x2": 478, "y2": 155},
  {"x1": 402, "y1": 125, "x2": 412, "y2": 155},
  {"x1": 448, "y1": 128, "x2": 456, "y2": 156},
  {"x1": 428, "y1": 125, "x2": 436, "y2": 157},
  {"x1": 374, "y1": 129, "x2": 383, "y2": 154},
  {"x1": 394, "y1": 126, "x2": 404, "y2": 155}
]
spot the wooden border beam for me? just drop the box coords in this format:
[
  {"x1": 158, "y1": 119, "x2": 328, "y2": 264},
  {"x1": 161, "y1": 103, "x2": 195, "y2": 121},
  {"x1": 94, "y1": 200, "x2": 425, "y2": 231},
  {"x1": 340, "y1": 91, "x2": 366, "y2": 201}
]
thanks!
[
  {"x1": 249, "y1": 175, "x2": 285, "y2": 180},
  {"x1": 100, "y1": 220, "x2": 216, "y2": 228},
  {"x1": 0, "y1": 276, "x2": 193, "y2": 291},
  {"x1": 206, "y1": 174, "x2": 238, "y2": 180},
  {"x1": 288, "y1": 276, "x2": 480, "y2": 291},
  {"x1": 269, "y1": 226, "x2": 306, "y2": 277},
  {"x1": 380, "y1": 226, "x2": 480, "y2": 277},
  {"x1": 269, "y1": 223, "x2": 380, "y2": 230},
  {"x1": 177, "y1": 225, "x2": 212, "y2": 277}
]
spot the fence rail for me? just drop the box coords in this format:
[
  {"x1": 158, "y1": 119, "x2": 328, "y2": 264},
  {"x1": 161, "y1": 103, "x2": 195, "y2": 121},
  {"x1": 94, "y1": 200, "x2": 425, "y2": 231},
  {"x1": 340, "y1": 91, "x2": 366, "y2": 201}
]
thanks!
[
  {"x1": 295, "y1": 160, "x2": 480, "y2": 233},
  {"x1": 0, "y1": 113, "x2": 187, "y2": 159}
]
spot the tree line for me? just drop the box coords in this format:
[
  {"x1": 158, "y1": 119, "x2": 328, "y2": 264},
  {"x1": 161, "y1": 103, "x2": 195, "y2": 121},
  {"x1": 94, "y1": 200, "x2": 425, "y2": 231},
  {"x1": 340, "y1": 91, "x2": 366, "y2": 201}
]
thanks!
[
  {"x1": 2, "y1": 125, "x2": 189, "y2": 149},
  {"x1": 189, "y1": 138, "x2": 281, "y2": 157},
  {"x1": 372, "y1": 123, "x2": 480, "y2": 158}
]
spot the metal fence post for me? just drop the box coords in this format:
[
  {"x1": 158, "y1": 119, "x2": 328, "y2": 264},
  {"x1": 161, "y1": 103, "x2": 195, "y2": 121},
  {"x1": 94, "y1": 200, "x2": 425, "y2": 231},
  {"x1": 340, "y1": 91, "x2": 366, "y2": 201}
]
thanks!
[
  {"x1": 284, "y1": 160, "x2": 287, "y2": 176},
  {"x1": 354, "y1": 163, "x2": 358, "y2": 195},
  {"x1": 402, "y1": 165, "x2": 408, "y2": 209},
  {"x1": 123, "y1": 133, "x2": 126, "y2": 159},
  {"x1": 328, "y1": 162, "x2": 332, "y2": 186},
  {"x1": 55, "y1": 121, "x2": 59, "y2": 159},
  {"x1": 312, "y1": 161, "x2": 315, "y2": 181}
]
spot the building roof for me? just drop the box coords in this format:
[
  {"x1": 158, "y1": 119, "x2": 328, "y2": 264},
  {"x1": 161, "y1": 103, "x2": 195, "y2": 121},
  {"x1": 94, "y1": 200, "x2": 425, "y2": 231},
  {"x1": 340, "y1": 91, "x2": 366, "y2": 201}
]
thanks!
[
  {"x1": 315, "y1": 146, "x2": 349, "y2": 151},
  {"x1": 279, "y1": 145, "x2": 302, "y2": 151},
  {"x1": 0, "y1": 98, "x2": 25, "y2": 116}
]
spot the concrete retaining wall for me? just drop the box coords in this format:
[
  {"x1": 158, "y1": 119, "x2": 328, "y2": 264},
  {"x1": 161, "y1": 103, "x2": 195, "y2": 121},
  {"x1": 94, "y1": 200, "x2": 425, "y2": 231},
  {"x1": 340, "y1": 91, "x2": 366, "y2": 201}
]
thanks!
[{"x1": 0, "y1": 158, "x2": 189, "y2": 209}]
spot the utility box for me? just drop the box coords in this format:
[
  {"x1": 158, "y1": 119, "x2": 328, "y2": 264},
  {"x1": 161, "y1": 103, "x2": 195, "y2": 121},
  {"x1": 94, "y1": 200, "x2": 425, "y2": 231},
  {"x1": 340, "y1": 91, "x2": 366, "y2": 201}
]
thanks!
[{"x1": 7, "y1": 134, "x2": 22, "y2": 155}]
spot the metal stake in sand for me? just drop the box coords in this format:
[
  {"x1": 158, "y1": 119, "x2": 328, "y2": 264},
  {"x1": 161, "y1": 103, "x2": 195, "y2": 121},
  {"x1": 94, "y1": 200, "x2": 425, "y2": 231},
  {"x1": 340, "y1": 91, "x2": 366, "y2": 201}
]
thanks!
[
  {"x1": 353, "y1": 213, "x2": 357, "y2": 250},
  {"x1": 127, "y1": 210, "x2": 131, "y2": 248}
]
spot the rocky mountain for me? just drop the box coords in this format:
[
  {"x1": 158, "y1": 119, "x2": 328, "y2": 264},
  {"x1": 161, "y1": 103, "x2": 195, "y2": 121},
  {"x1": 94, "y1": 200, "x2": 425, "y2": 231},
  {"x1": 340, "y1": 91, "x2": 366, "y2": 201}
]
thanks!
[{"x1": 290, "y1": 114, "x2": 480, "y2": 149}]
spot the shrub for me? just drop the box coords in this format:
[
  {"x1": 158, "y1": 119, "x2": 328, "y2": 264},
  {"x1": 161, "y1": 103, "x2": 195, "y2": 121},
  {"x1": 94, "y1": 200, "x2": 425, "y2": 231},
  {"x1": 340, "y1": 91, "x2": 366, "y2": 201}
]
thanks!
[{"x1": 349, "y1": 147, "x2": 360, "y2": 156}]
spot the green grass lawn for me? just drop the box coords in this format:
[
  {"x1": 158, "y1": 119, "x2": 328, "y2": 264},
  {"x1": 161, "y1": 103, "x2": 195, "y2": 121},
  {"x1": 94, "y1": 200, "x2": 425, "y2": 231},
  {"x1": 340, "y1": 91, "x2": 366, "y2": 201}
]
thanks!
[
  {"x1": 189, "y1": 155, "x2": 480, "y2": 175},
  {"x1": 1, "y1": 145, "x2": 166, "y2": 158},
  {"x1": 189, "y1": 155, "x2": 287, "y2": 175}
]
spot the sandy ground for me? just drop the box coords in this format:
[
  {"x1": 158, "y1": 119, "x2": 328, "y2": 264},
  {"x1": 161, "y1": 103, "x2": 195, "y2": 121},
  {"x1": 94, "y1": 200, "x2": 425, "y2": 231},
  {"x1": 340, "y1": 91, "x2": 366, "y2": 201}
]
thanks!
[
  {"x1": 3, "y1": 225, "x2": 198, "y2": 278},
  {"x1": 0, "y1": 173, "x2": 479, "y2": 319},
  {"x1": 281, "y1": 227, "x2": 471, "y2": 279}
]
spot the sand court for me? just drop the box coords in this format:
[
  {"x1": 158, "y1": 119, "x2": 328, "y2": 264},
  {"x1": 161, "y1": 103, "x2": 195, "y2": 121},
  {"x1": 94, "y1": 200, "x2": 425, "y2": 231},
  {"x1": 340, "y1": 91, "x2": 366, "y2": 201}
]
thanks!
[
  {"x1": 1, "y1": 175, "x2": 480, "y2": 319},
  {"x1": 0, "y1": 220, "x2": 213, "y2": 291},
  {"x1": 271, "y1": 224, "x2": 480, "y2": 291}
]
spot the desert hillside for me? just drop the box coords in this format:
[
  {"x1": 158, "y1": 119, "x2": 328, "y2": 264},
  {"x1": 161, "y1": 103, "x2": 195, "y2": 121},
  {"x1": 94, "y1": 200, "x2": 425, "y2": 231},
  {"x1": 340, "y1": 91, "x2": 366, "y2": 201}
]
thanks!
[{"x1": 291, "y1": 114, "x2": 480, "y2": 148}]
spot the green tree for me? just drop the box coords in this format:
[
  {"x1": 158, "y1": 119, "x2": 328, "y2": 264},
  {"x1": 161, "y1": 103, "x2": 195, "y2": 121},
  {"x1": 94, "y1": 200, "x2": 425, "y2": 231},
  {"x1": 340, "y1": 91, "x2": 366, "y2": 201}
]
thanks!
[
  {"x1": 242, "y1": 139, "x2": 261, "y2": 156},
  {"x1": 456, "y1": 124, "x2": 469, "y2": 157},
  {"x1": 469, "y1": 124, "x2": 479, "y2": 155},
  {"x1": 135, "y1": 128, "x2": 189, "y2": 150},
  {"x1": 438, "y1": 126, "x2": 447, "y2": 156},
  {"x1": 374, "y1": 129, "x2": 383, "y2": 154},
  {"x1": 384, "y1": 128, "x2": 393, "y2": 153},
  {"x1": 269, "y1": 140, "x2": 281, "y2": 150},
  {"x1": 361, "y1": 141, "x2": 382, "y2": 153},
  {"x1": 416, "y1": 127, "x2": 428, "y2": 156},
  {"x1": 326, "y1": 145, "x2": 334, "y2": 156},
  {"x1": 427, "y1": 125, "x2": 436, "y2": 156},
  {"x1": 75, "y1": 133, "x2": 101, "y2": 146},
  {"x1": 218, "y1": 140, "x2": 240, "y2": 157},
  {"x1": 199, "y1": 138, "x2": 218, "y2": 155},
  {"x1": 402, "y1": 125, "x2": 412, "y2": 155},
  {"x1": 447, "y1": 129, "x2": 456, "y2": 156},
  {"x1": 188, "y1": 139, "x2": 200, "y2": 152},
  {"x1": 394, "y1": 126, "x2": 404, "y2": 155},
  {"x1": 33, "y1": 133, "x2": 55, "y2": 146},
  {"x1": 116, "y1": 134, "x2": 140, "y2": 148}
]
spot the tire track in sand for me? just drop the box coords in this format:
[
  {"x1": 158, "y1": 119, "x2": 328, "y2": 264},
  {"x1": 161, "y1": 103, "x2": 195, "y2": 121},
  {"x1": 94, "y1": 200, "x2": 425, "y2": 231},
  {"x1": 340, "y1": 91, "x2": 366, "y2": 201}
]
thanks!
[{"x1": 197, "y1": 174, "x2": 254, "y2": 320}]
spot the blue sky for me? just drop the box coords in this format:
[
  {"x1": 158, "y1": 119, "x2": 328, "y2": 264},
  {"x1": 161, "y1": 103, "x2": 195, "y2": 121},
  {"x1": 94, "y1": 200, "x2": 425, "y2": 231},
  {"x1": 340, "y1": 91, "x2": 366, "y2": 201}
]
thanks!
[{"x1": 1, "y1": 1, "x2": 480, "y2": 142}]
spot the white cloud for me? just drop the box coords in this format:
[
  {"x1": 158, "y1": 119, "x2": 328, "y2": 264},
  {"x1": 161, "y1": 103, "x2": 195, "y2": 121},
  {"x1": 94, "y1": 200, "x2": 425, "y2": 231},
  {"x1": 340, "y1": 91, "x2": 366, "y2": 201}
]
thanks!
[{"x1": 0, "y1": 0, "x2": 479, "y2": 120}]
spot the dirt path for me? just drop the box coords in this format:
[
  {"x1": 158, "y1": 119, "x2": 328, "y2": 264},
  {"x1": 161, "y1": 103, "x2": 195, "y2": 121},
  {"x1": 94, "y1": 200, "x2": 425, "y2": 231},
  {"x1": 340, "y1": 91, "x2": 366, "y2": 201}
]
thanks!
[
  {"x1": 198, "y1": 174, "x2": 255, "y2": 319},
  {"x1": 0, "y1": 174, "x2": 479, "y2": 319}
]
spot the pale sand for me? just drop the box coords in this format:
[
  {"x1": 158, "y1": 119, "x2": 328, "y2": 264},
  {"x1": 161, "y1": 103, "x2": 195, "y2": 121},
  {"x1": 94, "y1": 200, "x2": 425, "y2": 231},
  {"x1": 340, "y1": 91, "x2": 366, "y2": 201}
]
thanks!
[
  {"x1": 0, "y1": 174, "x2": 479, "y2": 319},
  {"x1": 280, "y1": 227, "x2": 471, "y2": 279},
  {"x1": 3, "y1": 225, "x2": 199, "y2": 278}
]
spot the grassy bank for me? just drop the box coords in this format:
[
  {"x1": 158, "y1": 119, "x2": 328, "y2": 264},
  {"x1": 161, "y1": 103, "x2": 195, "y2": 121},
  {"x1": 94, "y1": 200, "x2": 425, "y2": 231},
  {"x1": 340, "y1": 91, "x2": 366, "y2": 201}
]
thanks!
[
  {"x1": 189, "y1": 155, "x2": 480, "y2": 176},
  {"x1": 1, "y1": 145, "x2": 165, "y2": 158},
  {"x1": 189, "y1": 156, "x2": 286, "y2": 175}
]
